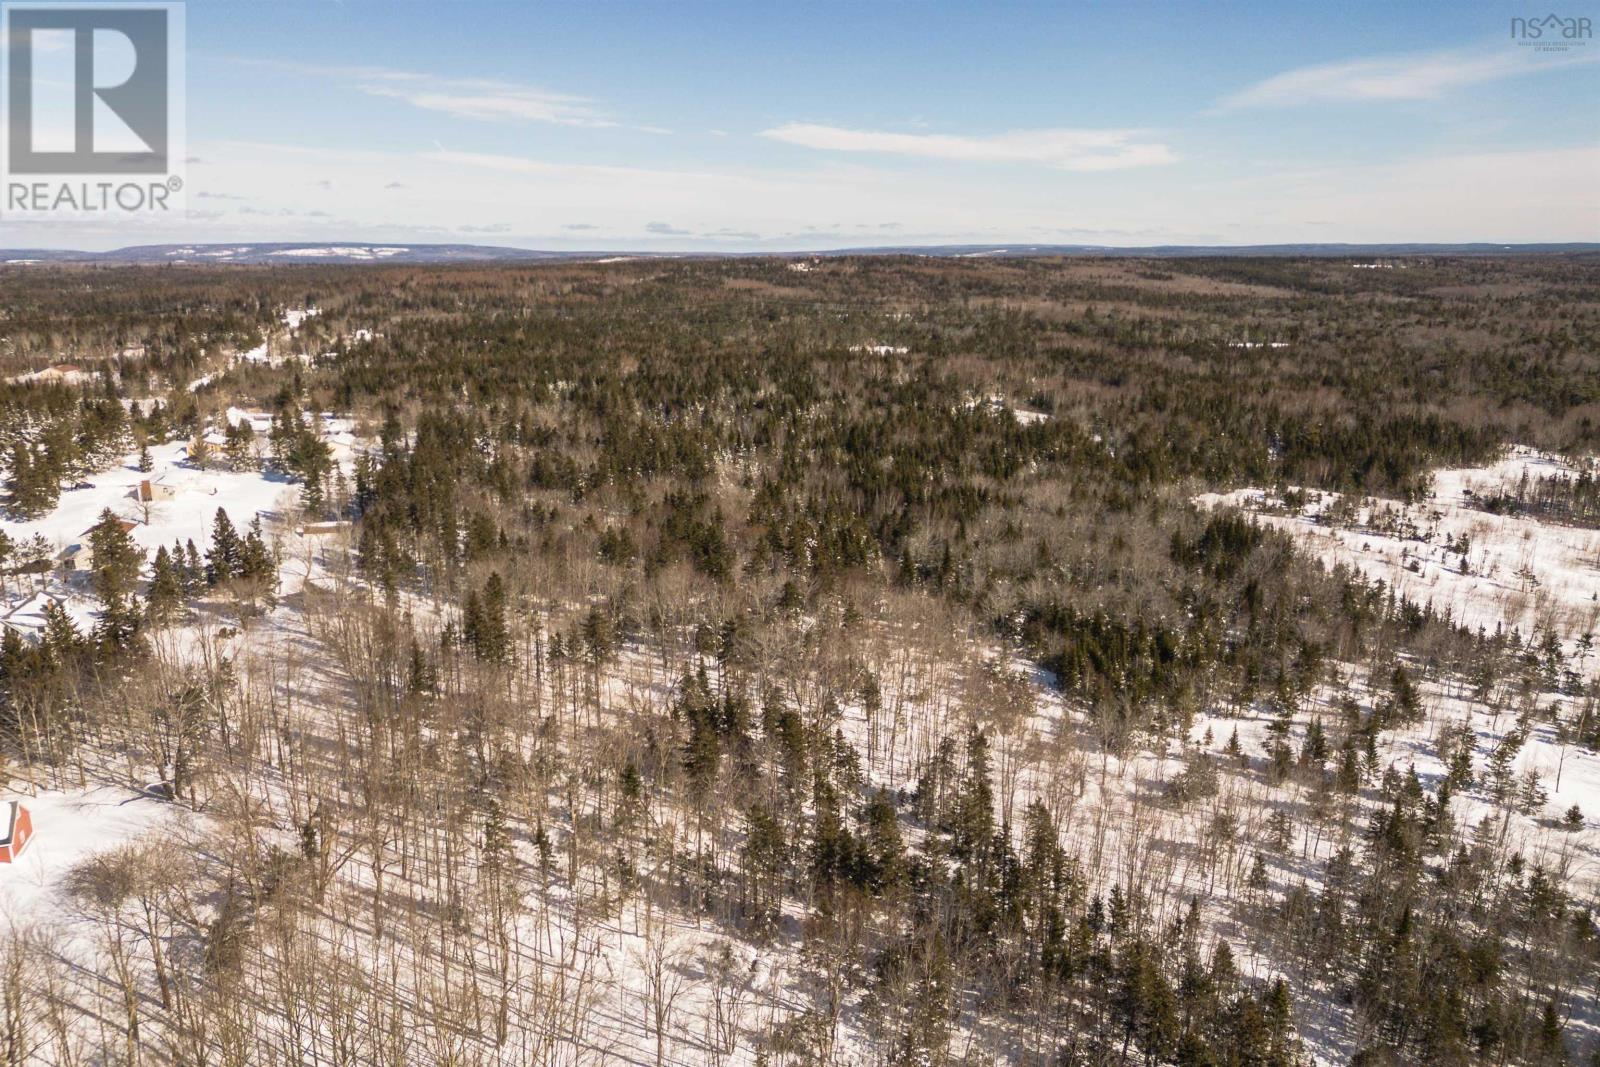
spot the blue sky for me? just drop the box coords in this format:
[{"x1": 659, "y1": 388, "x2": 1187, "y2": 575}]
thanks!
[{"x1": 10, "y1": 0, "x2": 1600, "y2": 248}]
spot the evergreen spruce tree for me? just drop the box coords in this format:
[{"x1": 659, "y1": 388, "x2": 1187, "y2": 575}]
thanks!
[
  {"x1": 406, "y1": 638, "x2": 436, "y2": 696},
  {"x1": 864, "y1": 790, "x2": 905, "y2": 893},
  {"x1": 289, "y1": 430, "x2": 332, "y2": 513},
  {"x1": 477, "y1": 572, "x2": 509, "y2": 661},
  {"x1": 206, "y1": 508, "x2": 242, "y2": 585},
  {"x1": 86, "y1": 508, "x2": 142, "y2": 604},
  {"x1": 0, "y1": 627, "x2": 25, "y2": 683},
  {"x1": 146, "y1": 544, "x2": 184, "y2": 624},
  {"x1": 950, "y1": 726, "x2": 994, "y2": 860},
  {"x1": 462, "y1": 588, "x2": 484, "y2": 655},
  {"x1": 239, "y1": 518, "x2": 275, "y2": 584},
  {"x1": 182, "y1": 539, "x2": 206, "y2": 596},
  {"x1": 224, "y1": 419, "x2": 255, "y2": 470},
  {"x1": 188, "y1": 432, "x2": 212, "y2": 469},
  {"x1": 39, "y1": 600, "x2": 84, "y2": 667},
  {"x1": 94, "y1": 591, "x2": 142, "y2": 653},
  {"x1": 682, "y1": 686, "x2": 722, "y2": 836},
  {"x1": 6, "y1": 441, "x2": 57, "y2": 516}
]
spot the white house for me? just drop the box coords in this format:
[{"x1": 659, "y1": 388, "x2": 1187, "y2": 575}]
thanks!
[
  {"x1": 58, "y1": 517, "x2": 140, "y2": 571},
  {"x1": 56, "y1": 542, "x2": 93, "y2": 571}
]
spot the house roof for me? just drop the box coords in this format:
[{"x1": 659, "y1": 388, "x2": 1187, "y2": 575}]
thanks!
[{"x1": 79, "y1": 518, "x2": 138, "y2": 536}]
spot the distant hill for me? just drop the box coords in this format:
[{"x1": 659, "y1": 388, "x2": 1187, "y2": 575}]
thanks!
[
  {"x1": 821, "y1": 242, "x2": 1600, "y2": 258},
  {"x1": 1, "y1": 243, "x2": 578, "y2": 265},
  {"x1": 2, "y1": 241, "x2": 1596, "y2": 265}
]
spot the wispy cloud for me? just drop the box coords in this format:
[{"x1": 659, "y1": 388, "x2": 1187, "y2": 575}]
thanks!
[
  {"x1": 356, "y1": 71, "x2": 615, "y2": 126},
  {"x1": 0, "y1": 27, "x2": 67, "y2": 53},
  {"x1": 759, "y1": 123, "x2": 1176, "y2": 171},
  {"x1": 1218, "y1": 48, "x2": 1595, "y2": 109},
  {"x1": 421, "y1": 148, "x2": 734, "y2": 185}
]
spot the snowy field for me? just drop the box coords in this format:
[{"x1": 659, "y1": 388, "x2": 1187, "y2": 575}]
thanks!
[
  {"x1": 0, "y1": 786, "x2": 192, "y2": 925},
  {"x1": 1200, "y1": 447, "x2": 1600, "y2": 652},
  {"x1": 1197, "y1": 447, "x2": 1600, "y2": 1058}
]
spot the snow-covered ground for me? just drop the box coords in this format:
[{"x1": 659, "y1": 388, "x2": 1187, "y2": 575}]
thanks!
[
  {"x1": 266, "y1": 246, "x2": 409, "y2": 259},
  {"x1": 1184, "y1": 448, "x2": 1600, "y2": 1058},
  {"x1": 8, "y1": 365, "x2": 93, "y2": 386},
  {"x1": 186, "y1": 369, "x2": 221, "y2": 392},
  {"x1": 282, "y1": 306, "x2": 320, "y2": 331},
  {"x1": 961, "y1": 393, "x2": 1051, "y2": 425},
  {"x1": 1199, "y1": 447, "x2": 1600, "y2": 651},
  {"x1": 1, "y1": 440, "x2": 291, "y2": 564},
  {"x1": 0, "y1": 786, "x2": 189, "y2": 925},
  {"x1": 0, "y1": 411, "x2": 363, "y2": 642}
]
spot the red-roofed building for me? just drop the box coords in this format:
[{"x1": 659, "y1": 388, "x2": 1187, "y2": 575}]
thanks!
[{"x1": 0, "y1": 801, "x2": 34, "y2": 863}]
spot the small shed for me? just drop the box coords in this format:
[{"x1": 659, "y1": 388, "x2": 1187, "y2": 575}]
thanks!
[
  {"x1": 131, "y1": 479, "x2": 178, "y2": 503},
  {"x1": 0, "y1": 801, "x2": 34, "y2": 863}
]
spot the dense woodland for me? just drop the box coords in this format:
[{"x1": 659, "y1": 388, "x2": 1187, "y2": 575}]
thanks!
[{"x1": 1, "y1": 255, "x2": 1599, "y2": 1066}]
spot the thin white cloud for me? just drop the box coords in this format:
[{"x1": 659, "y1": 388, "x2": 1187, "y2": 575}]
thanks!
[
  {"x1": 758, "y1": 123, "x2": 1177, "y2": 171},
  {"x1": 1215, "y1": 144, "x2": 1600, "y2": 240},
  {"x1": 0, "y1": 27, "x2": 68, "y2": 53},
  {"x1": 1219, "y1": 48, "x2": 1596, "y2": 109},
  {"x1": 226, "y1": 58, "x2": 629, "y2": 128},
  {"x1": 357, "y1": 72, "x2": 615, "y2": 127},
  {"x1": 18, "y1": 136, "x2": 1595, "y2": 250},
  {"x1": 424, "y1": 148, "x2": 703, "y2": 180}
]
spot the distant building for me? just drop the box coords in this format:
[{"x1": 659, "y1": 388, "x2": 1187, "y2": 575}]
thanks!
[
  {"x1": 57, "y1": 542, "x2": 93, "y2": 570},
  {"x1": 59, "y1": 517, "x2": 140, "y2": 570},
  {"x1": 131, "y1": 478, "x2": 179, "y2": 503},
  {"x1": 94, "y1": 518, "x2": 139, "y2": 536}
]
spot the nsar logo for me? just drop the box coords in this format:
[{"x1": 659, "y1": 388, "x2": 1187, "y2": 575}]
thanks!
[{"x1": 1511, "y1": 12, "x2": 1592, "y2": 51}]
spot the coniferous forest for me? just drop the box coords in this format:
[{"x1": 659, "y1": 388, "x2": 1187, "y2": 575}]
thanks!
[{"x1": 1, "y1": 254, "x2": 1598, "y2": 1066}]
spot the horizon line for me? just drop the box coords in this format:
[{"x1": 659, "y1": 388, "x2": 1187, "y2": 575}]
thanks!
[{"x1": 3, "y1": 239, "x2": 1598, "y2": 263}]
